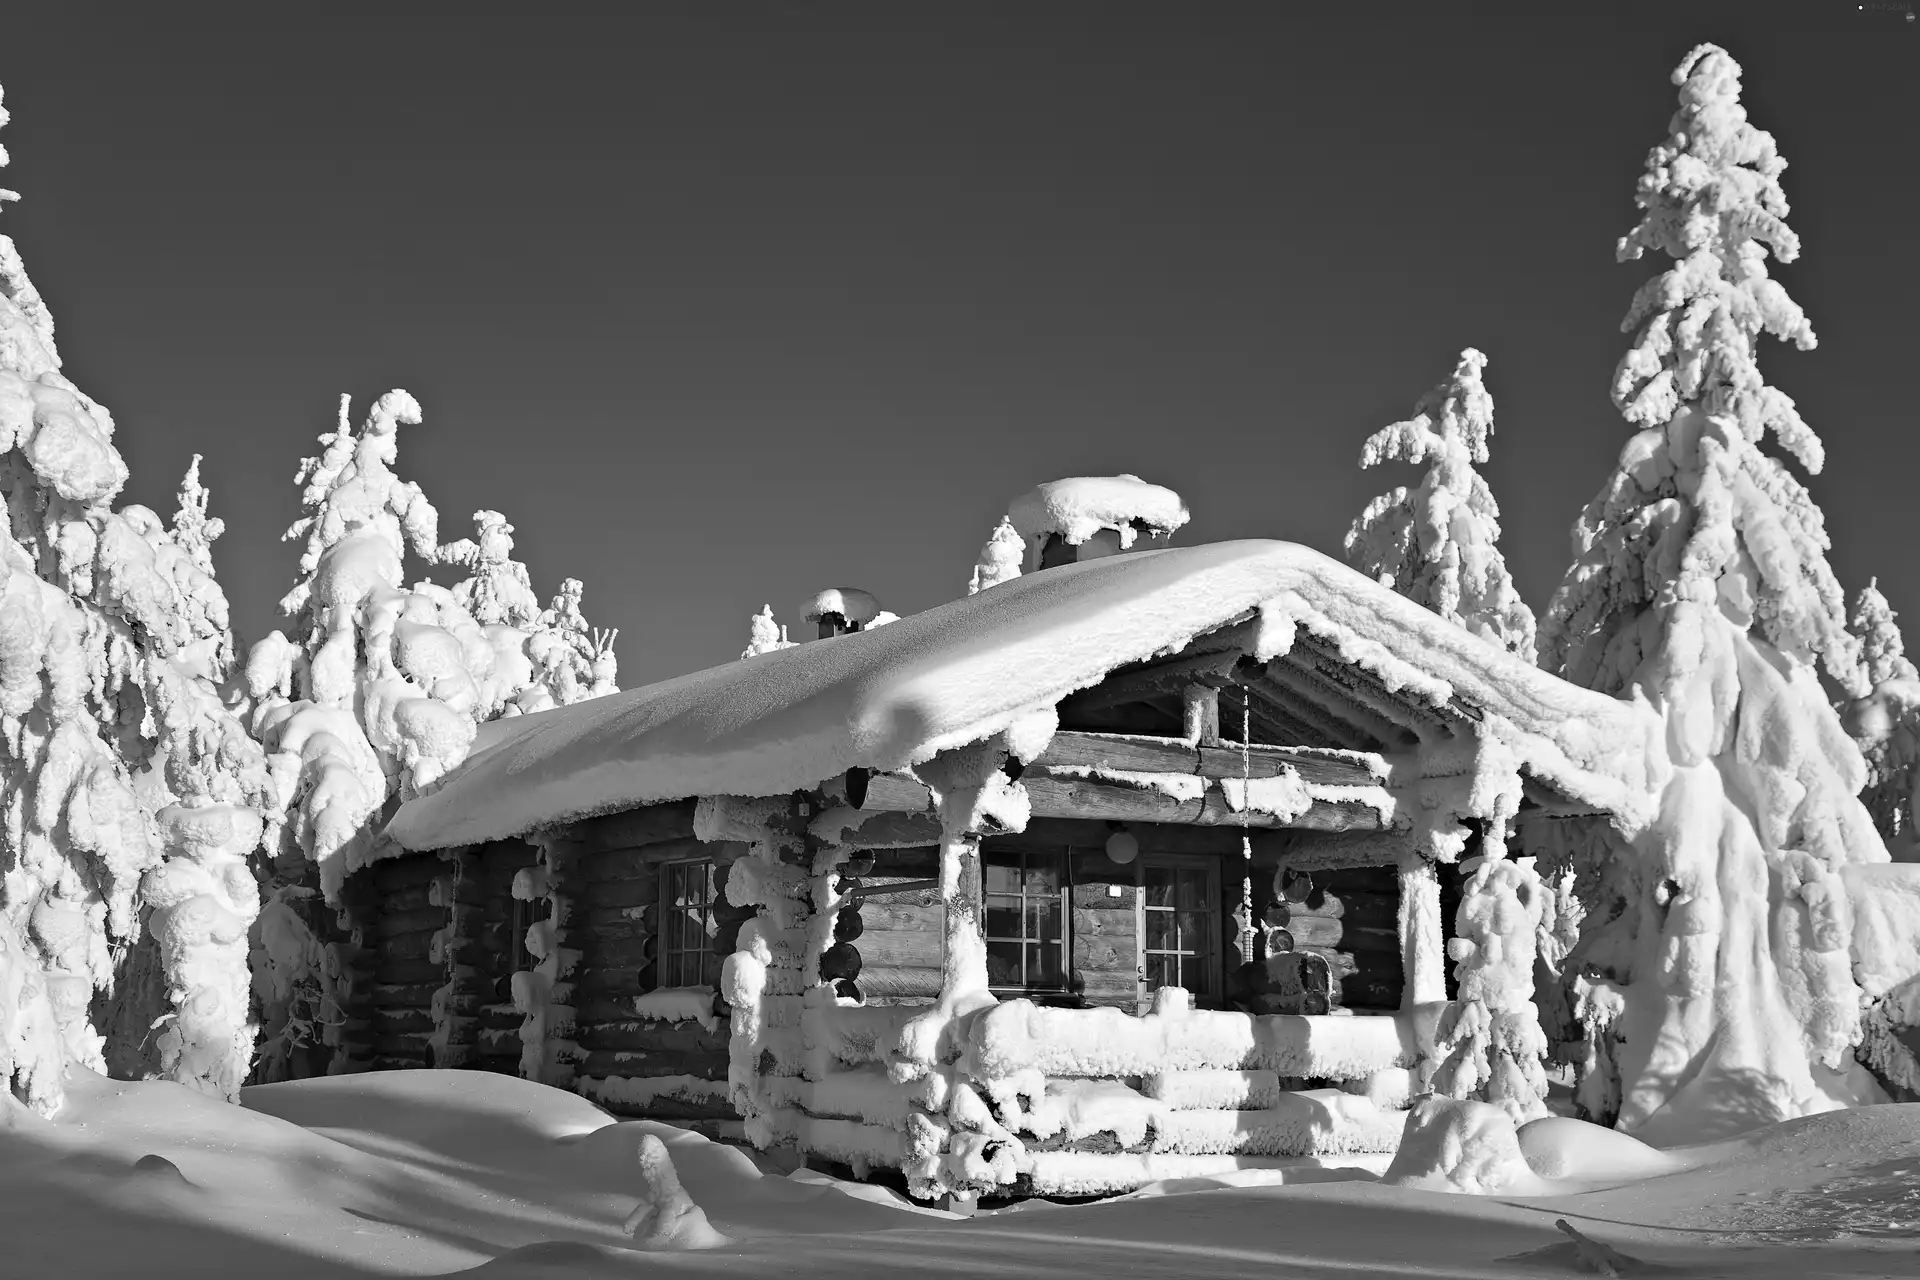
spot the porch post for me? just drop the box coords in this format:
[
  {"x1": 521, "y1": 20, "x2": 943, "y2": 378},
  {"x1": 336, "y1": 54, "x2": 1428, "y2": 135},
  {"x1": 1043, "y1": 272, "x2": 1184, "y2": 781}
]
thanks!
[{"x1": 1397, "y1": 851, "x2": 1446, "y2": 1007}]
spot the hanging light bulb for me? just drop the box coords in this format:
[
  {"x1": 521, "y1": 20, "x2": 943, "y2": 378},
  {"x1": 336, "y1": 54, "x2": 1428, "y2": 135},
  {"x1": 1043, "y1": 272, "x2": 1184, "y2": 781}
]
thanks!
[{"x1": 1105, "y1": 826, "x2": 1139, "y2": 865}]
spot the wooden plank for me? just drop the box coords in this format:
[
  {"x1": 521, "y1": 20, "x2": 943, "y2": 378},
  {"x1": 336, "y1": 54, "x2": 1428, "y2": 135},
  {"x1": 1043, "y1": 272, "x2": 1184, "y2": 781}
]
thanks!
[
  {"x1": 1035, "y1": 732, "x2": 1381, "y2": 790},
  {"x1": 1258, "y1": 662, "x2": 1411, "y2": 750}
]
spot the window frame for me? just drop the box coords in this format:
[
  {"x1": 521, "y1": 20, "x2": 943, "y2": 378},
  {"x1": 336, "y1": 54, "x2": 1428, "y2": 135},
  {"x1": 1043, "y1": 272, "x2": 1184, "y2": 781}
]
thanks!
[
  {"x1": 981, "y1": 844, "x2": 1074, "y2": 997},
  {"x1": 655, "y1": 856, "x2": 721, "y2": 990},
  {"x1": 1137, "y1": 852, "x2": 1223, "y2": 1008}
]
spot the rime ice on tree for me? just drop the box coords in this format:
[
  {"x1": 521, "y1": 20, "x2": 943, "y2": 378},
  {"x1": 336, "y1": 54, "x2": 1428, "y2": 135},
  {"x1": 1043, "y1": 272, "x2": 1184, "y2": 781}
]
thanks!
[
  {"x1": 741, "y1": 605, "x2": 793, "y2": 659},
  {"x1": 1344, "y1": 349, "x2": 1536, "y2": 658},
  {"x1": 1839, "y1": 580, "x2": 1920, "y2": 856},
  {"x1": 0, "y1": 85, "x2": 271, "y2": 1108},
  {"x1": 967, "y1": 517, "x2": 1024, "y2": 595},
  {"x1": 1537, "y1": 45, "x2": 1886, "y2": 1140}
]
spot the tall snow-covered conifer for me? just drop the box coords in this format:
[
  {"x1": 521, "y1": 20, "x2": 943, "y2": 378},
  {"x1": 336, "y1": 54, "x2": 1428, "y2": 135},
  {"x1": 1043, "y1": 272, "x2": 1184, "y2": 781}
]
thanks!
[
  {"x1": 245, "y1": 395, "x2": 621, "y2": 1078},
  {"x1": 1538, "y1": 46, "x2": 1886, "y2": 1139},
  {"x1": 0, "y1": 86, "x2": 270, "y2": 1108},
  {"x1": 1345, "y1": 349, "x2": 1536, "y2": 656}
]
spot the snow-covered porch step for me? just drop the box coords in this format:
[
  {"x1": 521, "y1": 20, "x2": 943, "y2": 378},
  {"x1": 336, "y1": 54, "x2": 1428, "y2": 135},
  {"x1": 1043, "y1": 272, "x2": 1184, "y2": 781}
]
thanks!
[{"x1": 1022, "y1": 1150, "x2": 1397, "y2": 1198}]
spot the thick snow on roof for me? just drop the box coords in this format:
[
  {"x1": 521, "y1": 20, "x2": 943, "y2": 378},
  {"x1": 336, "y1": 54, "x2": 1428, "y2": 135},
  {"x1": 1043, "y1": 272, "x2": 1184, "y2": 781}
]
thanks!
[
  {"x1": 385, "y1": 540, "x2": 1663, "y2": 851},
  {"x1": 1008, "y1": 474, "x2": 1190, "y2": 550}
]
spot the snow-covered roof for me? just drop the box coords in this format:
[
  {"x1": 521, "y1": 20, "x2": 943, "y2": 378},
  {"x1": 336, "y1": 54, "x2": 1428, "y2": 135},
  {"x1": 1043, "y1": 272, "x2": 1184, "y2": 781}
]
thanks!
[{"x1": 384, "y1": 540, "x2": 1664, "y2": 852}]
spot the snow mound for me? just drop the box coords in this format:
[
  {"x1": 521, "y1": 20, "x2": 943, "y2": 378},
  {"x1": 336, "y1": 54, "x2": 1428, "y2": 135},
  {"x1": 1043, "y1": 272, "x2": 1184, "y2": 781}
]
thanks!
[
  {"x1": 387, "y1": 540, "x2": 1661, "y2": 852},
  {"x1": 1380, "y1": 1096, "x2": 1550, "y2": 1195},
  {"x1": 625, "y1": 1133, "x2": 730, "y2": 1250},
  {"x1": 1009, "y1": 474, "x2": 1189, "y2": 558}
]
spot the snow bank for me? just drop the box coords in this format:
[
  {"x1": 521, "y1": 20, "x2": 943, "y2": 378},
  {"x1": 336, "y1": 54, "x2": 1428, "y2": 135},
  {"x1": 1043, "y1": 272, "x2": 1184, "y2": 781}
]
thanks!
[
  {"x1": 1381, "y1": 1096, "x2": 1550, "y2": 1195},
  {"x1": 387, "y1": 540, "x2": 1661, "y2": 852}
]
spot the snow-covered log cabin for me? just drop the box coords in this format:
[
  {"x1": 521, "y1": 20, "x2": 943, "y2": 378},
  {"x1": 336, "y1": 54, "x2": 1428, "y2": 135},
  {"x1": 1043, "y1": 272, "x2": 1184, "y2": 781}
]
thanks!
[{"x1": 363, "y1": 500, "x2": 1693, "y2": 1201}]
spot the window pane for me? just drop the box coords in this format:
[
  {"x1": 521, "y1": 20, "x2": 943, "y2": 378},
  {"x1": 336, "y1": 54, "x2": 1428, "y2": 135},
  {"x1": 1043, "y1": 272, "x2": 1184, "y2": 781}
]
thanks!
[
  {"x1": 1178, "y1": 870, "x2": 1208, "y2": 911},
  {"x1": 984, "y1": 860, "x2": 1020, "y2": 895},
  {"x1": 1025, "y1": 855, "x2": 1062, "y2": 893},
  {"x1": 1146, "y1": 910, "x2": 1173, "y2": 951},
  {"x1": 1176, "y1": 910, "x2": 1210, "y2": 954},
  {"x1": 1026, "y1": 943, "x2": 1062, "y2": 988},
  {"x1": 1027, "y1": 899, "x2": 1061, "y2": 944},
  {"x1": 986, "y1": 941, "x2": 1022, "y2": 987},
  {"x1": 1144, "y1": 872, "x2": 1176, "y2": 909},
  {"x1": 1146, "y1": 954, "x2": 1173, "y2": 989},
  {"x1": 985, "y1": 904, "x2": 1022, "y2": 939}
]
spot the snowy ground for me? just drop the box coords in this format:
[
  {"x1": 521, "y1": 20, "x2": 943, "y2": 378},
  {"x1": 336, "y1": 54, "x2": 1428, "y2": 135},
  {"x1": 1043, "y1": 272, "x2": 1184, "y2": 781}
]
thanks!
[{"x1": 2, "y1": 1070, "x2": 1916, "y2": 1279}]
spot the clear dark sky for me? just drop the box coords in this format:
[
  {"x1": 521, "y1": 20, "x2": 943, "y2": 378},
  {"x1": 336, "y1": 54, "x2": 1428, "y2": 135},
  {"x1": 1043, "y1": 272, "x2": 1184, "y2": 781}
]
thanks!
[{"x1": 2, "y1": 2, "x2": 1913, "y2": 688}]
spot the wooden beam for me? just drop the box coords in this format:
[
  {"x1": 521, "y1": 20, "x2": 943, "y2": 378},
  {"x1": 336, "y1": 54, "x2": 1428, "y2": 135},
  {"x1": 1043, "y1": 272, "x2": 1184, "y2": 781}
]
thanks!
[
  {"x1": 1260, "y1": 660, "x2": 1417, "y2": 750},
  {"x1": 1287, "y1": 632, "x2": 1474, "y2": 733},
  {"x1": 1247, "y1": 669, "x2": 1397, "y2": 752},
  {"x1": 1021, "y1": 771, "x2": 1386, "y2": 832},
  {"x1": 1032, "y1": 731, "x2": 1384, "y2": 789},
  {"x1": 1182, "y1": 683, "x2": 1222, "y2": 747},
  {"x1": 1063, "y1": 647, "x2": 1246, "y2": 714}
]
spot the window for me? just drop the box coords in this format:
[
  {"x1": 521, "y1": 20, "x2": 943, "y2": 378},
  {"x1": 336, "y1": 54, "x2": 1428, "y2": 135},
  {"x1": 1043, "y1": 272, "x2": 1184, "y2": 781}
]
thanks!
[
  {"x1": 1141, "y1": 857, "x2": 1220, "y2": 1002},
  {"x1": 510, "y1": 894, "x2": 550, "y2": 974},
  {"x1": 657, "y1": 858, "x2": 720, "y2": 988},
  {"x1": 983, "y1": 848, "x2": 1070, "y2": 993}
]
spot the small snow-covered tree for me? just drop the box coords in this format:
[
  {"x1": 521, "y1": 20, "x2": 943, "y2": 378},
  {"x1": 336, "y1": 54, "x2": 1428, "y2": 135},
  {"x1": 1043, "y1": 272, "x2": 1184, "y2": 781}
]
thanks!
[
  {"x1": 1345, "y1": 349, "x2": 1536, "y2": 657},
  {"x1": 1538, "y1": 45, "x2": 1884, "y2": 1140},
  {"x1": 440, "y1": 509, "x2": 540, "y2": 629},
  {"x1": 1838, "y1": 580, "x2": 1920, "y2": 853},
  {"x1": 741, "y1": 604, "x2": 792, "y2": 659},
  {"x1": 967, "y1": 517, "x2": 1023, "y2": 595}
]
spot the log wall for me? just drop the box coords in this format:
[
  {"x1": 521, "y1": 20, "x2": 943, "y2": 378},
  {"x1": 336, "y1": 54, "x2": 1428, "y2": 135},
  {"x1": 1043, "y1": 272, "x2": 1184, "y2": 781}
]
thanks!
[
  {"x1": 840, "y1": 846, "x2": 941, "y2": 1005},
  {"x1": 559, "y1": 801, "x2": 742, "y2": 1126}
]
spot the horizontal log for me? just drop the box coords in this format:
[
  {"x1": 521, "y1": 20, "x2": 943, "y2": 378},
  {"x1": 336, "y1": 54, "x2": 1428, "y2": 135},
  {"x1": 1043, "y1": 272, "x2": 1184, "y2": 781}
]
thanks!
[
  {"x1": 581, "y1": 903, "x2": 652, "y2": 932},
  {"x1": 577, "y1": 917, "x2": 650, "y2": 946},
  {"x1": 477, "y1": 1003, "x2": 522, "y2": 1030},
  {"x1": 372, "y1": 981, "x2": 442, "y2": 1009},
  {"x1": 584, "y1": 876, "x2": 655, "y2": 910},
  {"x1": 572, "y1": 800, "x2": 698, "y2": 852},
  {"x1": 1270, "y1": 889, "x2": 1400, "y2": 932},
  {"x1": 579, "y1": 935, "x2": 653, "y2": 969},
  {"x1": 375, "y1": 957, "x2": 448, "y2": 986},
  {"x1": 821, "y1": 771, "x2": 934, "y2": 814},
  {"x1": 573, "y1": 1047, "x2": 730, "y2": 1080},
  {"x1": 1032, "y1": 731, "x2": 1382, "y2": 791},
  {"x1": 846, "y1": 931, "x2": 938, "y2": 969},
  {"x1": 373, "y1": 1008, "x2": 435, "y2": 1037},
  {"x1": 380, "y1": 884, "x2": 436, "y2": 914},
  {"x1": 1021, "y1": 774, "x2": 1386, "y2": 833},
  {"x1": 1077, "y1": 970, "x2": 1140, "y2": 1000},
  {"x1": 375, "y1": 928, "x2": 442, "y2": 961},
  {"x1": 572, "y1": 1018, "x2": 727, "y2": 1054},
  {"x1": 576, "y1": 969, "x2": 649, "y2": 1001},
  {"x1": 1282, "y1": 915, "x2": 1400, "y2": 952},
  {"x1": 1013, "y1": 818, "x2": 1294, "y2": 860},
  {"x1": 816, "y1": 809, "x2": 946, "y2": 849},
  {"x1": 372, "y1": 856, "x2": 444, "y2": 891},
  {"x1": 856, "y1": 902, "x2": 943, "y2": 934},
  {"x1": 857, "y1": 965, "x2": 941, "y2": 1000}
]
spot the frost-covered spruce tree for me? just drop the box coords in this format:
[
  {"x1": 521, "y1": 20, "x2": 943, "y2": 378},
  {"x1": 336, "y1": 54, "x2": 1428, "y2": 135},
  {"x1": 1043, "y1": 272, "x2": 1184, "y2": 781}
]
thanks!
[
  {"x1": 967, "y1": 516, "x2": 1023, "y2": 595},
  {"x1": 0, "y1": 87, "x2": 270, "y2": 1106},
  {"x1": 244, "y1": 395, "x2": 621, "y2": 1076},
  {"x1": 1539, "y1": 45, "x2": 1885, "y2": 1139},
  {"x1": 246, "y1": 392, "x2": 493, "y2": 1076},
  {"x1": 741, "y1": 604, "x2": 792, "y2": 659},
  {"x1": 1345, "y1": 349, "x2": 1536, "y2": 657},
  {"x1": 1839, "y1": 580, "x2": 1920, "y2": 855}
]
